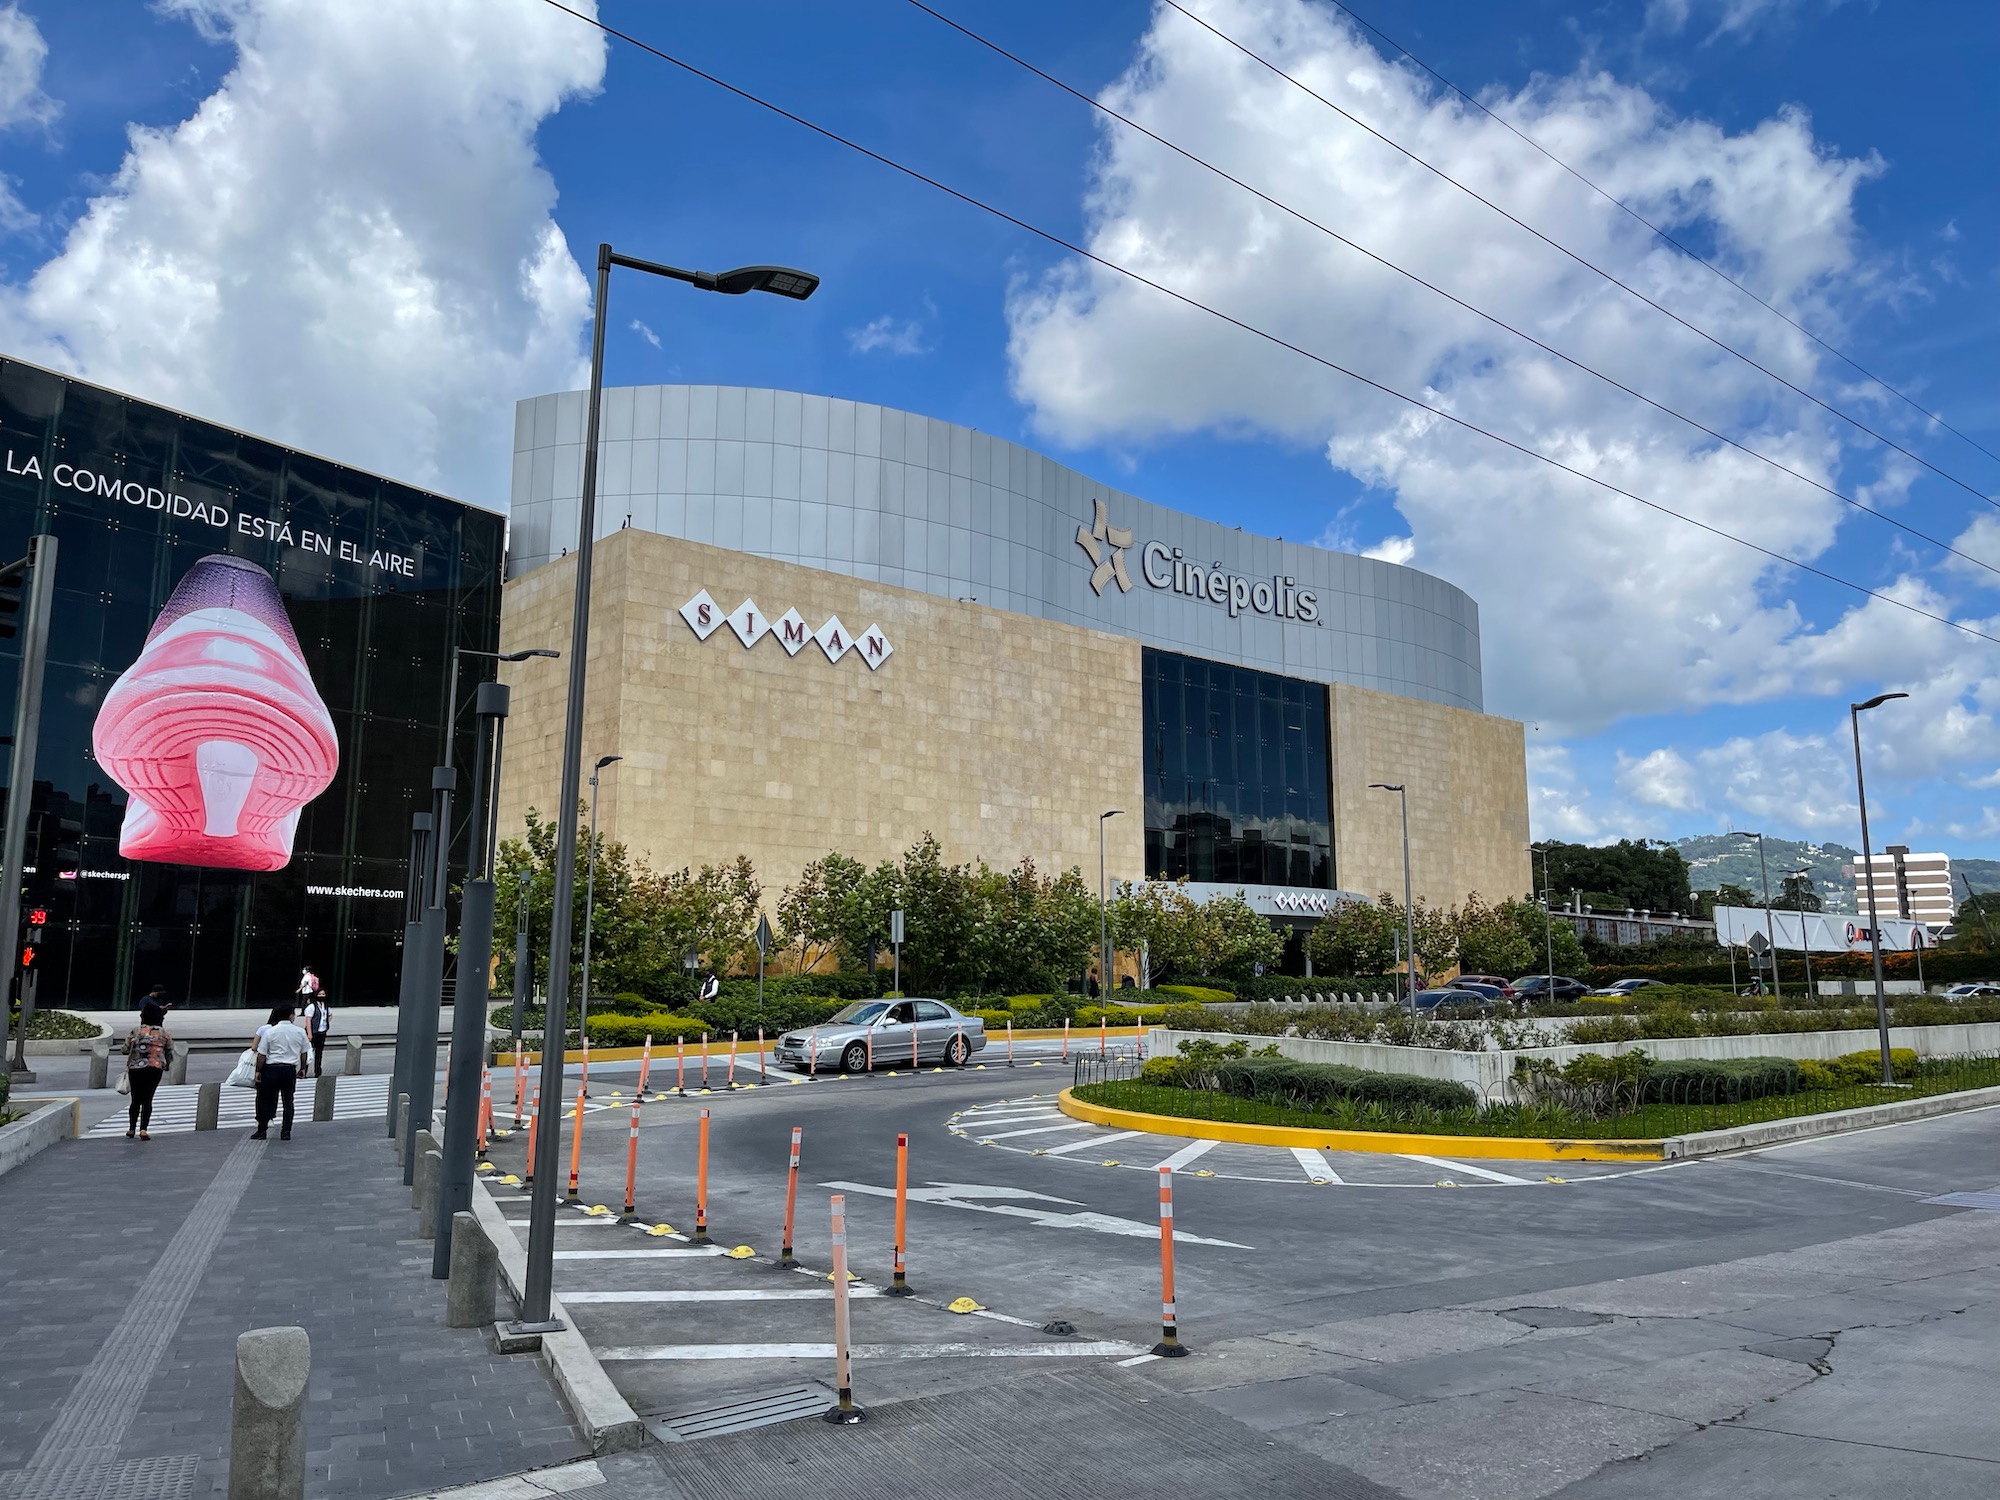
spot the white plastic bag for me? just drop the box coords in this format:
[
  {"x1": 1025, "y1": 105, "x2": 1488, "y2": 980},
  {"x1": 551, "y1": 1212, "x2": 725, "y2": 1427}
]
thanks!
[{"x1": 226, "y1": 1048, "x2": 258, "y2": 1088}]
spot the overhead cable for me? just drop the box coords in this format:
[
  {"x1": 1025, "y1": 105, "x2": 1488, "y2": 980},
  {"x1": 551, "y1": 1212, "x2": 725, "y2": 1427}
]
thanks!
[{"x1": 534, "y1": 0, "x2": 2000, "y2": 653}]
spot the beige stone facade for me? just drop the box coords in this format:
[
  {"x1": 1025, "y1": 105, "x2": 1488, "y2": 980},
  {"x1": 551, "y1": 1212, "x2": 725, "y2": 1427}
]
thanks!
[{"x1": 496, "y1": 528, "x2": 1527, "y2": 913}]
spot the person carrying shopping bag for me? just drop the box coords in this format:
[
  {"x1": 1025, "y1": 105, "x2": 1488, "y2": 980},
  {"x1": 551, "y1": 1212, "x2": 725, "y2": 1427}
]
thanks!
[
  {"x1": 253, "y1": 1004, "x2": 311, "y2": 1141},
  {"x1": 299, "y1": 971, "x2": 331, "y2": 1077},
  {"x1": 122, "y1": 1001, "x2": 174, "y2": 1140}
]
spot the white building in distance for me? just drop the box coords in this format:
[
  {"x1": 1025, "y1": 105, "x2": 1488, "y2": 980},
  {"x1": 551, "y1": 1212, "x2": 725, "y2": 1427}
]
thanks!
[{"x1": 1853, "y1": 849, "x2": 1954, "y2": 926}]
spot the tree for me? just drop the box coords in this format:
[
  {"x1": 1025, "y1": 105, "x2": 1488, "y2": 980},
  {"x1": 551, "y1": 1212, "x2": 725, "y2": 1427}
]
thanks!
[
  {"x1": 1773, "y1": 873, "x2": 1822, "y2": 912},
  {"x1": 492, "y1": 805, "x2": 639, "y2": 998},
  {"x1": 617, "y1": 855, "x2": 762, "y2": 992},
  {"x1": 966, "y1": 858, "x2": 1098, "y2": 994},
  {"x1": 1199, "y1": 892, "x2": 1287, "y2": 979},
  {"x1": 1455, "y1": 894, "x2": 1536, "y2": 977},
  {"x1": 1305, "y1": 898, "x2": 1396, "y2": 978},
  {"x1": 1540, "y1": 839, "x2": 1694, "y2": 913},
  {"x1": 1108, "y1": 881, "x2": 1208, "y2": 982},
  {"x1": 777, "y1": 853, "x2": 866, "y2": 974},
  {"x1": 1377, "y1": 893, "x2": 1459, "y2": 987}
]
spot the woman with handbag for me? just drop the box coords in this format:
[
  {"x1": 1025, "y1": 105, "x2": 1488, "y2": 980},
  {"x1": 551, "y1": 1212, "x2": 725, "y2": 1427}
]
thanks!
[{"x1": 123, "y1": 1001, "x2": 173, "y2": 1140}]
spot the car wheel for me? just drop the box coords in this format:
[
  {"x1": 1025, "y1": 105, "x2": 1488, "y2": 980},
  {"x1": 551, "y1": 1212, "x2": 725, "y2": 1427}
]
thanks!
[
  {"x1": 946, "y1": 1035, "x2": 969, "y2": 1067},
  {"x1": 842, "y1": 1042, "x2": 870, "y2": 1074}
]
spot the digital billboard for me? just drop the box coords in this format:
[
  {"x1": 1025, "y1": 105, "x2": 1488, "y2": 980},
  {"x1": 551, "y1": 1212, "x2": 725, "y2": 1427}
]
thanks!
[{"x1": 0, "y1": 358, "x2": 503, "y2": 1006}]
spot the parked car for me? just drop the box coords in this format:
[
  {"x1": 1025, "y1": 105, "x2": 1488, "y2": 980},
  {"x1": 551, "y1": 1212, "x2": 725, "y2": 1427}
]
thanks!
[
  {"x1": 1591, "y1": 978, "x2": 1667, "y2": 997},
  {"x1": 1412, "y1": 988, "x2": 1494, "y2": 1015},
  {"x1": 1449, "y1": 974, "x2": 1509, "y2": 993},
  {"x1": 1441, "y1": 981, "x2": 1505, "y2": 1002},
  {"x1": 1941, "y1": 982, "x2": 2000, "y2": 1000},
  {"x1": 774, "y1": 999, "x2": 987, "y2": 1072},
  {"x1": 1509, "y1": 975, "x2": 1591, "y2": 1003}
]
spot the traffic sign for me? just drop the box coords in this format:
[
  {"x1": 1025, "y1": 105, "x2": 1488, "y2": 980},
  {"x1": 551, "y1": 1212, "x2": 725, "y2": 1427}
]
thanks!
[
  {"x1": 754, "y1": 913, "x2": 773, "y2": 958},
  {"x1": 1746, "y1": 930, "x2": 1770, "y2": 955}
]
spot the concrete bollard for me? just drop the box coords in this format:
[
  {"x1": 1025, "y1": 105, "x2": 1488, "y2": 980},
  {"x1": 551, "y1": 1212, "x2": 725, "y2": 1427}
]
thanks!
[
  {"x1": 410, "y1": 1130, "x2": 439, "y2": 1208},
  {"x1": 228, "y1": 1325, "x2": 309, "y2": 1500},
  {"x1": 445, "y1": 1211, "x2": 498, "y2": 1328},
  {"x1": 196, "y1": 1081, "x2": 221, "y2": 1131},
  {"x1": 312, "y1": 1073, "x2": 336, "y2": 1123},
  {"x1": 344, "y1": 1036, "x2": 363, "y2": 1076},
  {"x1": 169, "y1": 1048, "x2": 189, "y2": 1085},
  {"x1": 88, "y1": 1040, "x2": 110, "y2": 1091},
  {"x1": 416, "y1": 1151, "x2": 443, "y2": 1239},
  {"x1": 394, "y1": 1095, "x2": 410, "y2": 1164}
]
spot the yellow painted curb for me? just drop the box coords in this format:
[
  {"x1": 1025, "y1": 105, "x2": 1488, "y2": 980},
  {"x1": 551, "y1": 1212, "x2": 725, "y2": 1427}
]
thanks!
[{"x1": 1055, "y1": 1088, "x2": 1665, "y2": 1162}]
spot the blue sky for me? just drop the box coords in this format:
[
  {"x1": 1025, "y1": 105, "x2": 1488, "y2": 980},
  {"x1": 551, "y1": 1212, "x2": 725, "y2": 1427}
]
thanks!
[{"x1": 2, "y1": 0, "x2": 1997, "y2": 857}]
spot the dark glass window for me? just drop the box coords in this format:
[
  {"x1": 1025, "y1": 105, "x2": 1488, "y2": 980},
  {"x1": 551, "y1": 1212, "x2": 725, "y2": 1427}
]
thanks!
[
  {"x1": 1143, "y1": 648, "x2": 1332, "y2": 889},
  {"x1": 0, "y1": 359, "x2": 503, "y2": 1006}
]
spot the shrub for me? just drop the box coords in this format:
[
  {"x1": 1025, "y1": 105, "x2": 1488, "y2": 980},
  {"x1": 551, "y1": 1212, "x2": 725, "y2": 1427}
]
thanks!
[
  {"x1": 24, "y1": 1009, "x2": 100, "y2": 1040},
  {"x1": 1005, "y1": 994, "x2": 1052, "y2": 1011},
  {"x1": 1641, "y1": 1056, "x2": 1800, "y2": 1104},
  {"x1": 1566, "y1": 1015, "x2": 1641, "y2": 1044},
  {"x1": 583, "y1": 1012, "x2": 714, "y2": 1046},
  {"x1": 1156, "y1": 1002, "x2": 1218, "y2": 1032},
  {"x1": 1156, "y1": 984, "x2": 1234, "y2": 1004},
  {"x1": 1796, "y1": 1058, "x2": 1838, "y2": 1090},
  {"x1": 1213, "y1": 1055, "x2": 1477, "y2": 1113}
]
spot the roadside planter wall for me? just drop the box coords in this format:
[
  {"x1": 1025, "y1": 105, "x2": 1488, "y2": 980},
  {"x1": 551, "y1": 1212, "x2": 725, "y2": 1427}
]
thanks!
[{"x1": 1152, "y1": 1021, "x2": 2000, "y2": 1100}]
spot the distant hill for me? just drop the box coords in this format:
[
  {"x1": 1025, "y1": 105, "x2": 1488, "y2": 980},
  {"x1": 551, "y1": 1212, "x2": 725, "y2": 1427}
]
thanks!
[{"x1": 1675, "y1": 835, "x2": 1860, "y2": 914}]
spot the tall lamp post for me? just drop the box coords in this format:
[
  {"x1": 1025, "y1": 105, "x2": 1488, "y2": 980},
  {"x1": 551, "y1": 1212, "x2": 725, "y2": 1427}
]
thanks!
[
  {"x1": 1370, "y1": 783, "x2": 1417, "y2": 1015},
  {"x1": 510, "y1": 869, "x2": 534, "y2": 1061},
  {"x1": 1850, "y1": 691, "x2": 1908, "y2": 1084},
  {"x1": 1732, "y1": 830, "x2": 1780, "y2": 998},
  {"x1": 1528, "y1": 843, "x2": 1555, "y2": 985},
  {"x1": 1784, "y1": 866, "x2": 1816, "y2": 998},
  {"x1": 514, "y1": 245, "x2": 818, "y2": 1336},
  {"x1": 578, "y1": 753, "x2": 623, "y2": 1066},
  {"x1": 1098, "y1": 809, "x2": 1123, "y2": 997},
  {"x1": 1958, "y1": 871, "x2": 1996, "y2": 949}
]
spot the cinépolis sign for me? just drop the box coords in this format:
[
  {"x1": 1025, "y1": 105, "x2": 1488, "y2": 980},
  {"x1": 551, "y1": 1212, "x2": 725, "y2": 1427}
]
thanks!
[
  {"x1": 1075, "y1": 494, "x2": 1320, "y2": 624},
  {"x1": 4, "y1": 448, "x2": 418, "y2": 578}
]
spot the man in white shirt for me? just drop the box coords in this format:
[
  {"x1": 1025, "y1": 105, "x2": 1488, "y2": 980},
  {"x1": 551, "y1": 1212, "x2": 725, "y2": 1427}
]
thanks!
[{"x1": 254, "y1": 1004, "x2": 312, "y2": 1140}]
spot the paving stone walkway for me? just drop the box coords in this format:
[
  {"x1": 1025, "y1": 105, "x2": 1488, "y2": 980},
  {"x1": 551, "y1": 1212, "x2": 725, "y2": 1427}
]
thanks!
[{"x1": 0, "y1": 1118, "x2": 587, "y2": 1498}]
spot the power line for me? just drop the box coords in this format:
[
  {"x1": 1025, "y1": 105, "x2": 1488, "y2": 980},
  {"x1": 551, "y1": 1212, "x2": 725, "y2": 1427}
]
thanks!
[
  {"x1": 534, "y1": 0, "x2": 2000, "y2": 655},
  {"x1": 1321, "y1": 0, "x2": 2000, "y2": 472},
  {"x1": 1157, "y1": 0, "x2": 2000, "y2": 514},
  {"x1": 904, "y1": 0, "x2": 2000, "y2": 584}
]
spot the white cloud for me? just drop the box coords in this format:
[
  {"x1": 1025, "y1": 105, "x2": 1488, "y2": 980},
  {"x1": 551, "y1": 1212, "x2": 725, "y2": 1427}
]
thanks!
[
  {"x1": 630, "y1": 317, "x2": 661, "y2": 349},
  {"x1": 1003, "y1": 0, "x2": 1947, "y2": 739},
  {"x1": 0, "y1": 0, "x2": 604, "y2": 504},
  {"x1": 848, "y1": 313, "x2": 928, "y2": 356},
  {"x1": 1528, "y1": 743, "x2": 1602, "y2": 842},
  {"x1": 1359, "y1": 534, "x2": 1414, "y2": 565},
  {"x1": 1617, "y1": 747, "x2": 1701, "y2": 810},
  {"x1": 0, "y1": 3, "x2": 52, "y2": 129}
]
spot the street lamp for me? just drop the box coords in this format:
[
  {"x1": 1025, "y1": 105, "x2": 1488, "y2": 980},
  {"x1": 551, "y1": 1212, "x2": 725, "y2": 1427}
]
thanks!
[
  {"x1": 1098, "y1": 810, "x2": 1123, "y2": 998},
  {"x1": 579, "y1": 753, "x2": 623, "y2": 1066},
  {"x1": 1370, "y1": 783, "x2": 1417, "y2": 1015},
  {"x1": 516, "y1": 244, "x2": 817, "y2": 1336},
  {"x1": 1528, "y1": 843, "x2": 1555, "y2": 987},
  {"x1": 1784, "y1": 866, "x2": 1816, "y2": 998},
  {"x1": 510, "y1": 868, "x2": 534, "y2": 1068},
  {"x1": 442, "y1": 646, "x2": 561, "y2": 764},
  {"x1": 1732, "y1": 831, "x2": 1780, "y2": 998},
  {"x1": 1850, "y1": 691, "x2": 1908, "y2": 1084}
]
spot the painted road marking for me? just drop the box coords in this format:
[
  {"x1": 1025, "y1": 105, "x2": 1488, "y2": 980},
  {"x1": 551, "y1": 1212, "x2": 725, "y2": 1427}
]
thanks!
[
  {"x1": 822, "y1": 1180, "x2": 1251, "y2": 1249},
  {"x1": 499, "y1": 1217, "x2": 621, "y2": 1228},
  {"x1": 552, "y1": 1248, "x2": 731, "y2": 1260},
  {"x1": 1291, "y1": 1147, "x2": 1342, "y2": 1184},
  {"x1": 1400, "y1": 1154, "x2": 1533, "y2": 1185},
  {"x1": 962, "y1": 1107, "x2": 1062, "y2": 1124},
  {"x1": 1041, "y1": 1130, "x2": 1146, "y2": 1158},
  {"x1": 978, "y1": 1121, "x2": 1096, "y2": 1141},
  {"x1": 1155, "y1": 1139, "x2": 1219, "y2": 1172},
  {"x1": 597, "y1": 1341, "x2": 1141, "y2": 1361},
  {"x1": 564, "y1": 1289, "x2": 879, "y2": 1303}
]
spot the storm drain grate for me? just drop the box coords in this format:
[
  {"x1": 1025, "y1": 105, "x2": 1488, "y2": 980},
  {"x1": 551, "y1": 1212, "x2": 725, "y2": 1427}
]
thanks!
[
  {"x1": 646, "y1": 1384, "x2": 832, "y2": 1443},
  {"x1": 1925, "y1": 1190, "x2": 2000, "y2": 1211}
]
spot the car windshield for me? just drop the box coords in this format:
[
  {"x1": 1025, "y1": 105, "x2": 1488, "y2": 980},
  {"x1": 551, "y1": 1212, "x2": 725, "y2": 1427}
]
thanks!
[{"x1": 826, "y1": 1002, "x2": 888, "y2": 1025}]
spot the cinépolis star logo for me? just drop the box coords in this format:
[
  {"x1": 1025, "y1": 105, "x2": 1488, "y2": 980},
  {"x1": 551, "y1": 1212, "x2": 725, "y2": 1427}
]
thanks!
[{"x1": 1075, "y1": 497, "x2": 1133, "y2": 596}]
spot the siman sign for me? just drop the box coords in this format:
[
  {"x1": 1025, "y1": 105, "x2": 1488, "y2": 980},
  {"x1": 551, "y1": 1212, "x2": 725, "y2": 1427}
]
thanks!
[{"x1": 679, "y1": 590, "x2": 892, "y2": 669}]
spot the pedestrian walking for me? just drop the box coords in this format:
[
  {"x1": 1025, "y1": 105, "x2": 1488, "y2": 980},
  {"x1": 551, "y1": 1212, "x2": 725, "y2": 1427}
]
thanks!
[
  {"x1": 253, "y1": 1004, "x2": 310, "y2": 1141},
  {"x1": 137, "y1": 981, "x2": 170, "y2": 1014},
  {"x1": 698, "y1": 972, "x2": 720, "y2": 1008},
  {"x1": 299, "y1": 973, "x2": 331, "y2": 1078},
  {"x1": 122, "y1": 1001, "x2": 173, "y2": 1141}
]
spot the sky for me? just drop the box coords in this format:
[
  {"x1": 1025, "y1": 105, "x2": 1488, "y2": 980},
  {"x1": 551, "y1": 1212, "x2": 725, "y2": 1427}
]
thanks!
[{"x1": 0, "y1": 0, "x2": 1996, "y2": 858}]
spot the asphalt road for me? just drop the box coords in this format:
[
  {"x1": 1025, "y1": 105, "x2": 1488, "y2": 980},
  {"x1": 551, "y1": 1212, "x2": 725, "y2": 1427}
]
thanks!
[{"x1": 471, "y1": 1057, "x2": 2000, "y2": 1498}]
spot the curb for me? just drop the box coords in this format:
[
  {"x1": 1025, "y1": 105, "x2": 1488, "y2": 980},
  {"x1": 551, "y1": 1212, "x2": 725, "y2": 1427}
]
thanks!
[
  {"x1": 1662, "y1": 1082, "x2": 2000, "y2": 1158},
  {"x1": 467, "y1": 1175, "x2": 645, "y2": 1455},
  {"x1": 1055, "y1": 1088, "x2": 1665, "y2": 1162},
  {"x1": 0, "y1": 1096, "x2": 81, "y2": 1177}
]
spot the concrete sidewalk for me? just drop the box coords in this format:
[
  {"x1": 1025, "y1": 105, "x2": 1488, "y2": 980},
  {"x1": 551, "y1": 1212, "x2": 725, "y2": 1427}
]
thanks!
[{"x1": 0, "y1": 1116, "x2": 585, "y2": 1498}]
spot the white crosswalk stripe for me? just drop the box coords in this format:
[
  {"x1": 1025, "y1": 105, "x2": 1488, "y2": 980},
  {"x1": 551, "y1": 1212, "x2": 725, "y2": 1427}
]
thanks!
[
  {"x1": 1155, "y1": 1138, "x2": 1219, "y2": 1172},
  {"x1": 1040, "y1": 1129, "x2": 1147, "y2": 1158},
  {"x1": 1291, "y1": 1147, "x2": 1342, "y2": 1184},
  {"x1": 85, "y1": 1075, "x2": 393, "y2": 1138},
  {"x1": 1398, "y1": 1153, "x2": 1533, "y2": 1185}
]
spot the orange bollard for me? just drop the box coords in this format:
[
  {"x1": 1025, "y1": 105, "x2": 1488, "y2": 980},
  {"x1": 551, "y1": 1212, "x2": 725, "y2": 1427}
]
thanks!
[
  {"x1": 809, "y1": 1026, "x2": 818, "y2": 1076},
  {"x1": 565, "y1": 1083, "x2": 585, "y2": 1201},
  {"x1": 888, "y1": 1132, "x2": 912, "y2": 1295},
  {"x1": 1153, "y1": 1166, "x2": 1187, "y2": 1356},
  {"x1": 954, "y1": 1017, "x2": 965, "y2": 1067},
  {"x1": 729, "y1": 1030, "x2": 740, "y2": 1088},
  {"x1": 476, "y1": 1068, "x2": 492, "y2": 1157},
  {"x1": 1006, "y1": 1018, "x2": 1014, "y2": 1067},
  {"x1": 524, "y1": 1084, "x2": 541, "y2": 1185},
  {"x1": 1099, "y1": 1016, "x2": 1107, "y2": 1058},
  {"x1": 513, "y1": 1052, "x2": 526, "y2": 1127},
  {"x1": 621, "y1": 1097, "x2": 641, "y2": 1219},
  {"x1": 639, "y1": 1034, "x2": 653, "y2": 1096},
  {"x1": 700, "y1": 1032, "x2": 710, "y2": 1090},
  {"x1": 780, "y1": 1125, "x2": 802, "y2": 1266},
  {"x1": 824, "y1": 1194, "x2": 865, "y2": 1423},
  {"x1": 757, "y1": 1027, "x2": 768, "y2": 1085},
  {"x1": 676, "y1": 1035, "x2": 686, "y2": 1095},
  {"x1": 1062, "y1": 1017, "x2": 1070, "y2": 1060},
  {"x1": 691, "y1": 1107, "x2": 712, "y2": 1244},
  {"x1": 580, "y1": 1036, "x2": 590, "y2": 1100},
  {"x1": 911, "y1": 1021, "x2": 919, "y2": 1070}
]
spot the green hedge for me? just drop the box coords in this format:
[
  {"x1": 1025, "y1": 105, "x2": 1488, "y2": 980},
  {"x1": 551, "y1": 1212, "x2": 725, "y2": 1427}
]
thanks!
[
  {"x1": 582, "y1": 1012, "x2": 716, "y2": 1046},
  {"x1": 1639, "y1": 1056, "x2": 1799, "y2": 1104},
  {"x1": 1212, "y1": 1055, "x2": 1476, "y2": 1112}
]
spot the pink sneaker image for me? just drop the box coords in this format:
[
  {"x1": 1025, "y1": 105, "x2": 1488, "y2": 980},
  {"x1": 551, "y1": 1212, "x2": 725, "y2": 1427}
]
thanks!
[{"x1": 92, "y1": 554, "x2": 338, "y2": 871}]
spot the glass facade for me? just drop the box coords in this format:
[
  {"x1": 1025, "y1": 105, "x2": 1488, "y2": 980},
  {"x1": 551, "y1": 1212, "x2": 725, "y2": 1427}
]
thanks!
[
  {"x1": 0, "y1": 360, "x2": 502, "y2": 1008},
  {"x1": 1142, "y1": 648, "x2": 1333, "y2": 889}
]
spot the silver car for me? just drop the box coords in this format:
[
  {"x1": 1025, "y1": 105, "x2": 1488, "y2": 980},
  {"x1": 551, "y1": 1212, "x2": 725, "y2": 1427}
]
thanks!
[{"x1": 775, "y1": 999, "x2": 987, "y2": 1072}]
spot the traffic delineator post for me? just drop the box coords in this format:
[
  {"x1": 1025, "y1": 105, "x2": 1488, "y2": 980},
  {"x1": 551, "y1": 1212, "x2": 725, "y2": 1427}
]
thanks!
[
  {"x1": 476, "y1": 1068, "x2": 492, "y2": 1157},
  {"x1": 700, "y1": 1032, "x2": 710, "y2": 1090},
  {"x1": 639, "y1": 1035, "x2": 653, "y2": 1096},
  {"x1": 911, "y1": 1019, "x2": 919, "y2": 1069},
  {"x1": 728, "y1": 1030, "x2": 740, "y2": 1088},
  {"x1": 691, "y1": 1107, "x2": 712, "y2": 1244},
  {"x1": 524, "y1": 1085, "x2": 541, "y2": 1186},
  {"x1": 512, "y1": 1053, "x2": 526, "y2": 1127},
  {"x1": 676, "y1": 1036, "x2": 687, "y2": 1095},
  {"x1": 823, "y1": 1194, "x2": 866, "y2": 1424},
  {"x1": 888, "y1": 1132, "x2": 913, "y2": 1295},
  {"x1": 809, "y1": 1027, "x2": 818, "y2": 1076},
  {"x1": 780, "y1": 1126, "x2": 802, "y2": 1267},
  {"x1": 757, "y1": 1026, "x2": 768, "y2": 1085},
  {"x1": 580, "y1": 1037, "x2": 590, "y2": 1100},
  {"x1": 1006, "y1": 1019, "x2": 1014, "y2": 1067},
  {"x1": 1062, "y1": 1018, "x2": 1070, "y2": 1060},
  {"x1": 1153, "y1": 1165, "x2": 1187, "y2": 1357},
  {"x1": 1099, "y1": 1016, "x2": 1107, "y2": 1058},
  {"x1": 565, "y1": 1085, "x2": 584, "y2": 1202},
  {"x1": 954, "y1": 1017, "x2": 965, "y2": 1066},
  {"x1": 621, "y1": 1097, "x2": 641, "y2": 1220}
]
